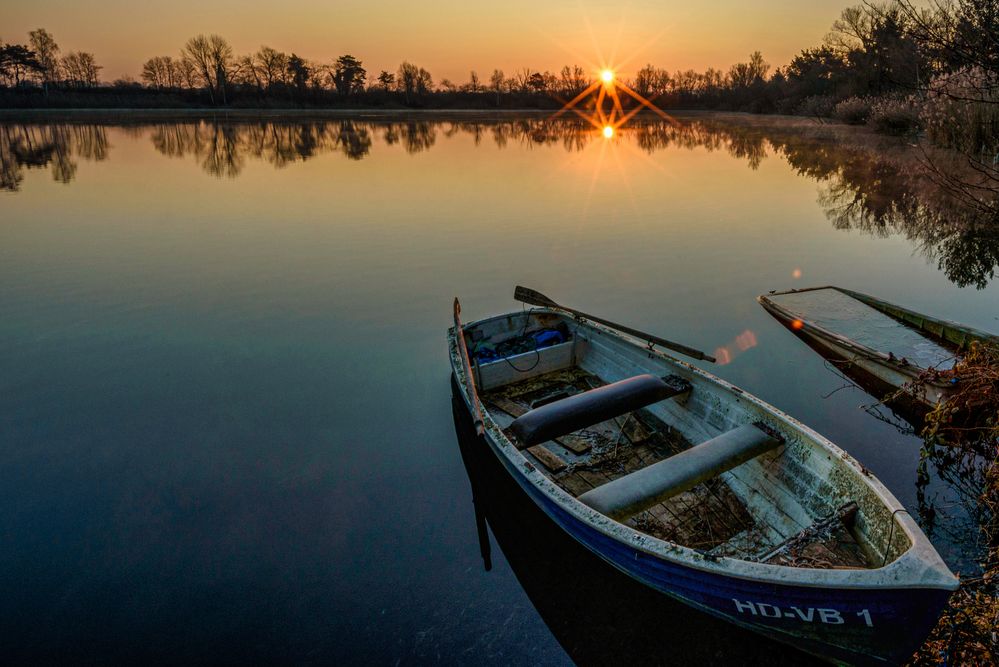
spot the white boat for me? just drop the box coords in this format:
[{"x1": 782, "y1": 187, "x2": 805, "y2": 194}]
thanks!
[
  {"x1": 449, "y1": 288, "x2": 957, "y2": 665},
  {"x1": 758, "y1": 286, "x2": 998, "y2": 408}
]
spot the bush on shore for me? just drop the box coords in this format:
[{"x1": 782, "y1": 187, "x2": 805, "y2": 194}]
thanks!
[
  {"x1": 869, "y1": 97, "x2": 922, "y2": 136},
  {"x1": 922, "y1": 66, "x2": 999, "y2": 161},
  {"x1": 796, "y1": 95, "x2": 836, "y2": 120},
  {"x1": 833, "y1": 96, "x2": 872, "y2": 125}
]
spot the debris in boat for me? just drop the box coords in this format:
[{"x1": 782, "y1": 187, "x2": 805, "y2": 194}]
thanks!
[
  {"x1": 527, "y1": 444, "x2": 568, "y2": 472},
  {"x1": 485, "y1": 395, "x2": 528, "y2": 418},
  {"x1": 531, "y1": 389, "x2": 574, "y2": 408},
  {"x1": 630, "y1": 480, "x2": 756, "y2": 551},
  {"x1": 555, "y1": 434, "x2": 593, "y2": 455},
  {"x1": 471, "y1": 323, "x2": 570, "y2": 363},
  {"x1": 621, "y1": 414, "x2": 651, "y2": 443},
  {"x1": 758, "y1": 503, "x2": 870, "y2": 569}
]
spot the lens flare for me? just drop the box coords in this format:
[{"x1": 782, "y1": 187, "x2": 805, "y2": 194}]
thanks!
[
  {"x1": 715, "y1": 329, "x2": 759, "y2": 365},
  {"x1": 792, "y1": 319, "x2": 804, "y2": 330},
  {"x1": 602, "y1": 125, "x2": 614, "y2": 138},
  {"x1": 735, "y1": 329, "x2": 758, "y2": 351}
]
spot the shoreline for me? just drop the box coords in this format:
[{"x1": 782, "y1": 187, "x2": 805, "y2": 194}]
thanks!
[{"x1": 0, "y1": 107, "x2": 806, "y2": 123}]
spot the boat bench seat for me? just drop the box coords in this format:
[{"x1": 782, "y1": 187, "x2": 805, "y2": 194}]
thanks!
[
  {"x1": 510, "y1": 374, "x2": 690, "y2": 447},
  {"x1": 577, "y1": 424, "x2": 782, "y2": 520}
]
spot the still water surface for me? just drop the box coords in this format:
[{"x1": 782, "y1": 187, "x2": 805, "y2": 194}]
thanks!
[{"x1": 2, "y1": 113, "x2": 998, "y2": 664}]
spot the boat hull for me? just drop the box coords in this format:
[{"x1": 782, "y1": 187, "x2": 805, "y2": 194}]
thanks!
[
  {"x1": 456, "y1": 380, "x2": 948, "y2": 665},
  {"x1": 758, "y1": 297, "x2": 951, "y2": 408},
  {"x1": 448, "y1": 304, "x2": 956, "y2": 665}
]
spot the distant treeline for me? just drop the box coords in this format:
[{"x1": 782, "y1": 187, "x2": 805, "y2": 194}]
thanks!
[{"x1": 0, "y1": 3, "x2": 993, "y2": 116}]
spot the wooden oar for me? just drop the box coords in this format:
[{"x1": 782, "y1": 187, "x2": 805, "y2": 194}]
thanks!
[
  {"x1": 454, "y1": 298, "x2": 486, "y2": 435},
  {"x1": 514, "y1": 286, "x2": 717, "y2": 363}
]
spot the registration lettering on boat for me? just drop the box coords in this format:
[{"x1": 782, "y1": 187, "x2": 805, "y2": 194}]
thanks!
[{"x1": 732, "y1": 599, "x2": 874, "y2": 627}]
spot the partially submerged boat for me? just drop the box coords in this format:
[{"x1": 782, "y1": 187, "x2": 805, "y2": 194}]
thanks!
[
  {"x1": 449, "y1": 288, "x2": 957, "y2": 665},
  {"x1": 758, "y1": 286, "x2": 999, "y2": 409}
]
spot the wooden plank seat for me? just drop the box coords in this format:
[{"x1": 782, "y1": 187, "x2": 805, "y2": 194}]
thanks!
[
  {"x1": 577, "y1": 424, "x2": 782, "y2": 520},
  {"x1": 509, "y1": 374, "x2": 690, "y2": 446}
]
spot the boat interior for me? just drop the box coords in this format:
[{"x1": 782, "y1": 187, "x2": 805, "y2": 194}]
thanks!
[
  {"x1": 463, "y1": 310, "x2": 914, "y2": 570},
  {"x1": 765, "y1": 288, "x2": 959, "y2": 370}
]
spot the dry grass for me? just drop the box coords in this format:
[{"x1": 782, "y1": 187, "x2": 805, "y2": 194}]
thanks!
[
  {"x1": 907, "y1": 342, "x2": 999, "y2": 665},
  {"x1": 923, "y1": 342, "x2": 999, "y2": 445},
  {"x1": 912, "y1": 548, "x2": 999, "y2": 666}
]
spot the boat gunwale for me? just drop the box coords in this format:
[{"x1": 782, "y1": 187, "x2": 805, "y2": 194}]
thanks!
[
  {"x1": 448, "y1": 307, "x2": 958, "y2": 592},
  {"x1": 758, "y1": 287, "x2": 956, "y2": 388},
  {"x1": 837, "y1": 285, "x2": 999, "y2": 346}
]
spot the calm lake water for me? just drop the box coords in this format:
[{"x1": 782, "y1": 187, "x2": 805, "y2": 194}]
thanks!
[{"x1": 2, "y1": 112, "x2": 998, "y2": 664}]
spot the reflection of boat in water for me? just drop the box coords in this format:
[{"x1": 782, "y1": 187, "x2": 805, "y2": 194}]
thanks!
[
  {"x1": 758, "y1": 286, "x2": 999, "y2": 411},
  {"x1": 452, "y1": 385, "x2": 818, "y2": 666},
  {"x1": 448, "y1": 291, "x2": 957, "y2": 666}
]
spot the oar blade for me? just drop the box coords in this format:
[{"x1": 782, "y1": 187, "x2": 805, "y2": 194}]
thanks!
[{"x1": 514, "y1": 285, "x2": 558, "y2": 308}]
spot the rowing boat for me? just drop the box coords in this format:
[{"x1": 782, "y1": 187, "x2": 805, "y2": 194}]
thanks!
[
  {"x1": 758, "y1": 286, "x2": 999, "y2": 409},
  {"x1": 451, "y1": 384, "x2": 819, "y2": 665},
  {"x1": 448, "y1": 289, "x2": 957, "y2": 665}
]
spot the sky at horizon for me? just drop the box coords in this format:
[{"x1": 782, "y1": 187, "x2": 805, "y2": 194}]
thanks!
[{"x1": 3, "y1": 1, "x2": 853, "y2": 83}]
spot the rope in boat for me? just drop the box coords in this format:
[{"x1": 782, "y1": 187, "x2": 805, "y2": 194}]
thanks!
[
  {"x1": 882, "y1": 508, "x2": 910, "y2": 567},
  {"x1": 469, "y1": 305, "x2": 543, "y2": 373}
]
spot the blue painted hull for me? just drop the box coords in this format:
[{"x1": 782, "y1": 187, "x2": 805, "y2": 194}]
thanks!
[{"x1": 485, "y1": 433, "x2": 948, "y2": 666}]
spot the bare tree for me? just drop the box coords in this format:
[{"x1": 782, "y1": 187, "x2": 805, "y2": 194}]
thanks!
[
  {"x1": 490, "y1": 68, "x2": 504, "y2": 104},
  {"x1": 396, "y1": 62, "x2": 420, "y2": 102},
  {"x1": 514, "y1": 67, "x2": 532, "y2": 93},
  {"x1": 702, "y1": 68, "x2": 723, "y2": 93},
  {"x1": 182, "y1": 34, "x2": 234, "y2": 104},
  {"x1": 176, "y1": 56, "x2": 197, "y2": 89},
  {"x1": 28, "y1": 28, "x2": 60, "y2": 86},
  {"x1": 635, "y1": 64, "x2": 657, "y2": 97},
  {"x1": 556, "y1": 65, "x2": 588, "y2": 96},
  {"x1": 728, "y1": 52, "x2": 770, "y2": 88},
  {"x1": 61, "y1": 51, "x2": 101, "y2": 87},
  {"x1": 234, "y1": 55, "x2": 260, "y2": 90},
  {"x1": 255, "y1": 46, "x2": 288, "y2": 90},
  {"x1": 142, "y1": 56, "x2": 171, "y2": 88},
  {"x1": 416, "y1": 67, "x2": 433, "y2": 95},
  {"x1": 826, "y1": 5, "x2": 875, "y2": 54}
]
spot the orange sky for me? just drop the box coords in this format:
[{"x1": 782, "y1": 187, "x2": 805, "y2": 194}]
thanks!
[{"x1": 3, "y1": 1, "x2": 851, "y2": 83}]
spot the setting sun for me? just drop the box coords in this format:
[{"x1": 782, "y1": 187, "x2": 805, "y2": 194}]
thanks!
[
  {"x1": 602, "y1": 125, "x2": 614, "y2": 138},
  {"x1": 600, "y1": 69, "x2": 614, "y2": 84}
]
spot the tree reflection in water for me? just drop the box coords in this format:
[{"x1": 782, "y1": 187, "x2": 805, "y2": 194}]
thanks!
[
  {"x1": 0, "y1": 124, "x2": 109, "y2": 190},
  {"x1": 2, "y1": 115, "x2": 997, "y2": 287}
]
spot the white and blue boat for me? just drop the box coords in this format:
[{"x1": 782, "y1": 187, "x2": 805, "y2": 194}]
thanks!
[{"x1": 448, "y1": 288, "x2": 958, "y2": 665}]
